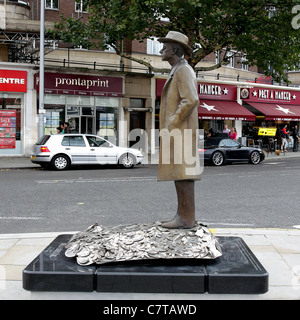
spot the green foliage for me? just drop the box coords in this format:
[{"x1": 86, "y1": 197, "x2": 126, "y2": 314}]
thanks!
[{"x1": 49, "y1": 0, "x2": 300, "y2": 82}]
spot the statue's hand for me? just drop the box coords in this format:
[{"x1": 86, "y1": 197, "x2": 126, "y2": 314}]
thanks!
[{"x1": 167, "y1": 114, "x2": 180, "y2": 132}]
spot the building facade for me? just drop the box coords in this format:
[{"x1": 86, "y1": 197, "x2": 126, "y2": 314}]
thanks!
[{"x1": 0, "y1": 0, "x2": 299, "y2": 157}]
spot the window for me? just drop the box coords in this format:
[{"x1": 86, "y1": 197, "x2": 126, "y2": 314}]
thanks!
[
  {"x1": 147, "y1": 37, "x2": 163, "y2": 55},
  {"x1": 241, "y1": 56, "x2": 249, "y2": 71},
  {"x1": 130, "y1": 98, "x2": 145, "y2": 108},
  {"x1": 75, "y1": 0, "x2": 88, "y2": 13},
  {"x1": 219, "y1": 139, "x2": 239, "y2": 148},
  {"x1": 86, "y1": 136, "x2": 110, "y2": 148},
  {"x1": 215, "y1": 51, "x2": 220, "y2": 64},
  {"x1": 225, "y1": 52, "x2": 234, "y2": 68},
  {"x1": 36, "y1": 135, "x2": 51, "y2": 146},
  {"x1": 46, "y1": 0, "x2": 59, "y2": 10},
  {"x1": 62, "y1": 136, "x2": 86, "y2": 147}
]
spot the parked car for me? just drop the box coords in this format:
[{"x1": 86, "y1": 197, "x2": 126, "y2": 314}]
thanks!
[
  {"x1": 200, "y1": 137, "x2": 265, "y2": 166},
  {"x1": 31, "y1": 134, "x2": 144, "y2": 170}
]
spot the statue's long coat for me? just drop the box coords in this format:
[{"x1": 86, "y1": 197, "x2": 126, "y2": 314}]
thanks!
[{"x1": 158, "y1": 59, "x2": 201, "y2": 181}]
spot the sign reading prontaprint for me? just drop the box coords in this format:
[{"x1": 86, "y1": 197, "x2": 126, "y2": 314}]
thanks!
[
  {"x1": 0, "y1": 110, "x2": 16, "y2": 149},
  {"x1": 0, "y1": 70, "x2": 27, "y2": 92},
  {"x1": 34, "y1": 73, "x2": 123, "y2": 97}
]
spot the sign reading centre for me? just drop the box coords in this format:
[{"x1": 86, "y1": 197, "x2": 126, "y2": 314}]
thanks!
[
  {"x1": 34, "y1": 72, "x2": 123, "y2": 97},
  {"x1": 0, "y1": 70, "x2": 27, "y2": 92}
]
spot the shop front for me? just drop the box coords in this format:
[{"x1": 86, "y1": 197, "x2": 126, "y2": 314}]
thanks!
[
  {"x1": 35, "y1": 72, "x2": 123, "y2": 145},
  {"x1": 241, "y1": 86, "x2": 300, "y2": 150},
  {"x1": 197, "y1": 82, "x2": 256, "y2": 137},
  {"x1": 0, "y1": 69, "x2": 27, "y2": 155},
  {"x1": 155, "y1": 79, "x2": 256, "y2": 140}
]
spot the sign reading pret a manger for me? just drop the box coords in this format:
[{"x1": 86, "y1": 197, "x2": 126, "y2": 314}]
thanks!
[
  {"x1": 34, "y1": 72, "x2": 123, "y2": 97},
  {"x1": 243, "y1": 87, "x2": 300, "y2": 105}
]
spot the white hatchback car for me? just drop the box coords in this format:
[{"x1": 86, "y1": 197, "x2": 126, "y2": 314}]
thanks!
[{"x1": 31, "y1": 134, "x2": 144, "y2": 170}]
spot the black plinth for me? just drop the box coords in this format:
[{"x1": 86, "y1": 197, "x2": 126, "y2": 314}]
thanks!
[
  {"x1": 23, "y1": 235, "x2": 268, "y2": 294},
  {"x1": 23, "y1": 235, "x2": 96, "y2": 292}
]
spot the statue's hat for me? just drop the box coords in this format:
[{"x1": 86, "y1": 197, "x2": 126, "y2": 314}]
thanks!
[{"x1": 158, "y1": 31, "x2": 193, "y2": 54}]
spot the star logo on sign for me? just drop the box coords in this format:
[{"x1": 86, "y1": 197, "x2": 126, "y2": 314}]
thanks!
[
  {"x1": 252, "y1": 90, "x2": 258, "y2": 97},
  {"x1": 222, "y1": 88, "x2": 229, "y2": 95},
  {"x1": 199, "y1": 102, "x2": 218, "y2": 112},
  {"x1": 292, "y1": 94, "x2": 297, "y2": 100},
  {"x1": 275, "y1": 105, "x2": 295, "y2": 115}
]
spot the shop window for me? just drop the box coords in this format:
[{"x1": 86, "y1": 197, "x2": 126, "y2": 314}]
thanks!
[
  {"x1": 95, "y1": 97, "x2": 119, "y2": 108},
  {"x1": 82, "y1": 107, "x2": 94, "y2": 115},
  {"x1": 66, "y1": 95, "x2": 94, "y2": 106},
  {"x1": 44, "y1": 105, "x2": 65, "y2": 135},
  {"x1": 0, "y1": 93, "x2": 23, "y2": 154},
  {"x1": 45, "y1": 94, "x2": 65, "y2": 105},
  {"x1": 96, "y1": 107, "x2": 118, "y2": 145}
]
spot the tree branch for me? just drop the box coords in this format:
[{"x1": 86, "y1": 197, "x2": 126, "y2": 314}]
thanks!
[{"x1": 114, "y1": 46, "x2": 170, "y2": 73}]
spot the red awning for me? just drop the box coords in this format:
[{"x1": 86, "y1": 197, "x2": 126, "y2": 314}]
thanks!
[
  {"x1": 198, "y1": 100, "x2": 256, "y2": 121},
  {"x1": 246, "y1": 102, "x2": 300, "y2": 121}
]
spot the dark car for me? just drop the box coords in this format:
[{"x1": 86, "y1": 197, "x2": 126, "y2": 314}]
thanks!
[{"x1": 201, "y1": 137, "x2": 265, "y2": 166}]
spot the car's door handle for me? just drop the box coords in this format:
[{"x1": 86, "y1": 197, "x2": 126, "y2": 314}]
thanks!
[
  {"x1": 90, "y1": 149, "x2": 95, "y2": 151},
  {"x1": 65, "y1": 148, "x2": 70, "y2": 150}
]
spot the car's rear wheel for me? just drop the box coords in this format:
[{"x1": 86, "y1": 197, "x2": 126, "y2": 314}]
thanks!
[
  {"x1": 212, "y1": 151, "x2": 224, "y2": 166},
  {"x1": 52, "y1": 155, "x2": 70, "y2": 170},
  {"x1": 249, "y1": 151, "x2": 261, "y2": 165},
  {"x1": 119, "y1": 153, "x2": 136, "y2": 168}
]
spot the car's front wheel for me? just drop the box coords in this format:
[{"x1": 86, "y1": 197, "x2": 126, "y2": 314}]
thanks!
[
  {"x1": 119, "y1": 153, "x2": 136, "y2": 168},
  {"x1": 249, "y1": 151, "x2": 261, "y2": 165},
  {"x1": 52, "y1": 155, "x2": 70, "y2": 170},
  {"x1": 211, "y1": 151, "x2": 224, "y2": 166}
]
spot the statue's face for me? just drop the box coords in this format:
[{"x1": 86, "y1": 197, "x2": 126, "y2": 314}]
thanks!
[{"x1": 159, "y1": 43, "x2": 174, "y2": 61}]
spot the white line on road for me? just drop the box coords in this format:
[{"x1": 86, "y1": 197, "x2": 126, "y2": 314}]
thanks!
[
  {"x1": 0, "y1": 217, "x2": 44, "y2": 220},
  {"x1": 35, "y1": 177, "x2": 157, "y2": 184}
]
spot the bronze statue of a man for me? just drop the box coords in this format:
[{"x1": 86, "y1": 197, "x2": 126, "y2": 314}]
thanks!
[{"x1": 158, "y1": 31, "x2": 201, "y2": 229}]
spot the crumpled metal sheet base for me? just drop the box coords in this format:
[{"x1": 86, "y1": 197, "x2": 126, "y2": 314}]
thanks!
[{"x1": 65, "y1": 221, "x2": 223, "y2": 266}]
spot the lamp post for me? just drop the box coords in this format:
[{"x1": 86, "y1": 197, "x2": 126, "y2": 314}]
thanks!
[{"x1": 38, "y1": 0, "x2": 45, "y2": 138}]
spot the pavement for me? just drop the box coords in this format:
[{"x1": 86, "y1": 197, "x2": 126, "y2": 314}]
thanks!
[{"x1": 0, "y1": 152, "x2": 300, "y2": 300}]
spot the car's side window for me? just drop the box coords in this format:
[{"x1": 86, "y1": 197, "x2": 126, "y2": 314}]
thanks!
[
  {"x1": 87, "y1": 136, "x2": 110, "y2": 148},
  {"x1": 62, "y1": 136, "x2": 86, "y2": 147},
  {"x1": 69, "y1": 136, "x2": 86, "y2": 147},
  {"x1": 220, "y1": 139, "x2": 239, "y2": 148},
  {"x1": 62, "y1": 136, "x2": 69, "y2": 146}
]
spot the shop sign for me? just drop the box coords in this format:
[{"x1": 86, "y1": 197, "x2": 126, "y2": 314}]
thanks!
[
  {"x1": 243, "y1": 87, "x2": 300, "y2": 105},
  {"x1": 156, "y1": 79, "x2": 237, "y2": 100},
  {"x1": 0, "y1": 110, "x2": 16, "y2": 149},
  {"x1": 258, "y1": 127, "x2": 277, "y2": 136},
  {"x1": 35, "y1": 73, "x2": 123, "y2": 97},
  {"x1": 0, "y1": 70, "x2": 27, "y2": 92},
  {"x1": 198, "y1": 83, "x2": 237, "y2": 101}
]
